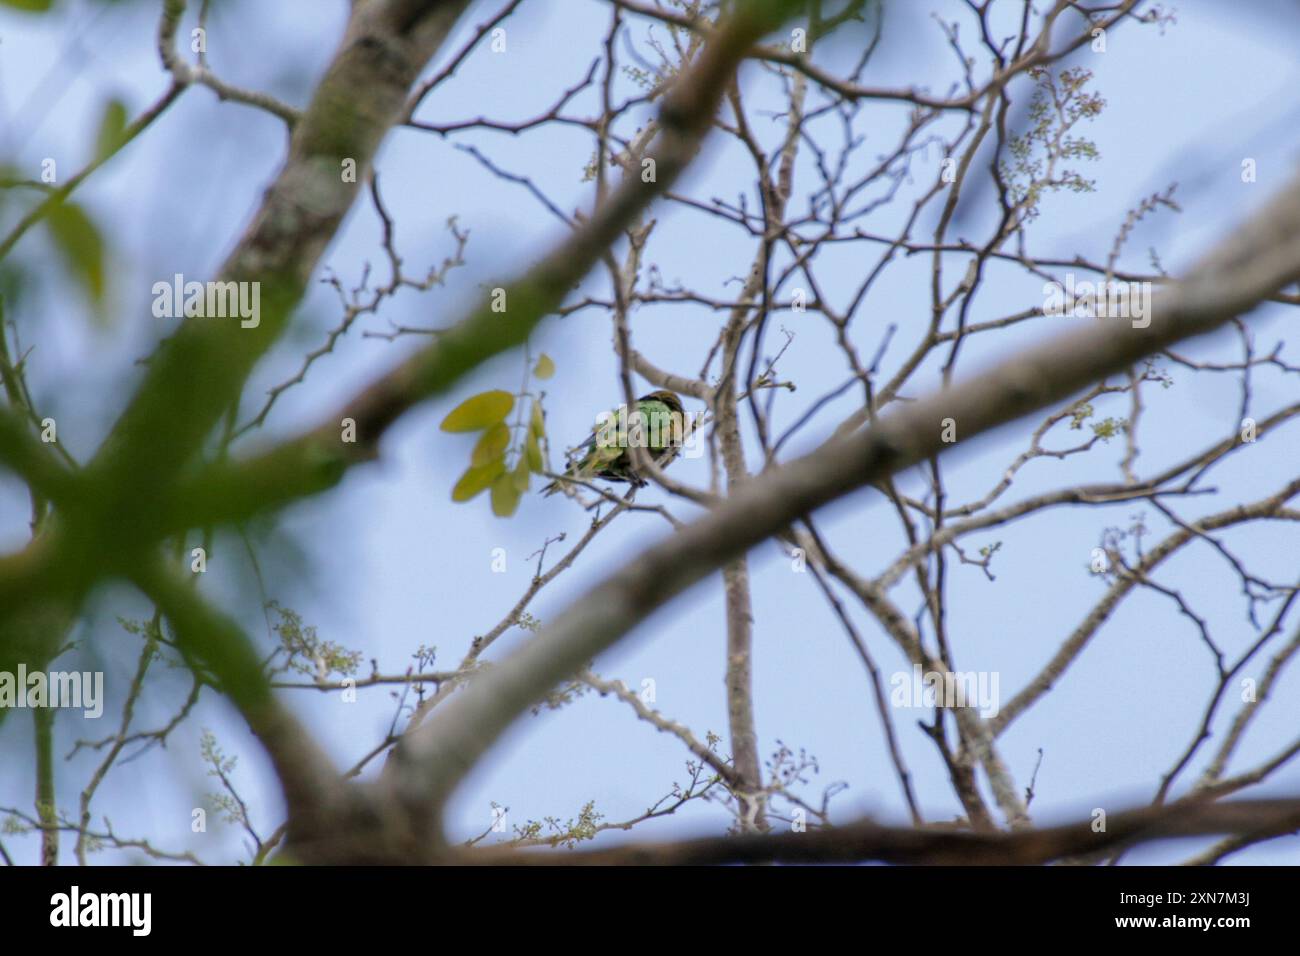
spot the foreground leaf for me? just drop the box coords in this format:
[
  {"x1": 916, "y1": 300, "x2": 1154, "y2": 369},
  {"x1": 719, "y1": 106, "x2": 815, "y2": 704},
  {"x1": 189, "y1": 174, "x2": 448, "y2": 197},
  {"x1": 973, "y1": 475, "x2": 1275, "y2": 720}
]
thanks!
[
  {"x1": 491, "y1": 471, "x2": 522, "y2": 517},
  {"x1": 452, "y1": 459, "x2": 505, "y2": 502},
  {"x1": 441, "y1": 390, "x2": 515, "y2": 432},
  {"x1": 511, "y1": 451, "x2": 531, "y2": 494},
  {"x1": 94, "y1": 98, "x2": 129, "y2": 160},
  {"x1": 0, "y1": 0, "x2": 55, "y2": 12},
  {"x1": 45, "y1": 201, "x2": 106, "y2": 311},
  {"x1": 471, "y1": 422, "x2": 511, "y2": 467},
  {"x1": 525, "y1": 425, "x2": 544, "y2": 474}
]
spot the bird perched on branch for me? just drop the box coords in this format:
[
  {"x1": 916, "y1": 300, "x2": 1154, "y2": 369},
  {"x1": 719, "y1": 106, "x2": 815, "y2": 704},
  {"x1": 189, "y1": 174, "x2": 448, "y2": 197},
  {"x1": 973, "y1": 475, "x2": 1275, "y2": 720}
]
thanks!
[{"x1": 542, "y1": 390, "x2": 688, "y2": 496}]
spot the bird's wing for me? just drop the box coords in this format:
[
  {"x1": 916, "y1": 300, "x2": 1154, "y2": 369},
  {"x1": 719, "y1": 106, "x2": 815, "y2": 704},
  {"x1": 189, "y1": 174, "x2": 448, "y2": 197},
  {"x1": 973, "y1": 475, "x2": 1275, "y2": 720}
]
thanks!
[
  {"x1": 581, "y1": 440, "x2": 627, "y2": 476},
  {"x1": 564, "y1": 422, "x2": 627, "y2": 478},
  {"x1": 635, "y1": 399, "x2": 683, "y2": 453}
]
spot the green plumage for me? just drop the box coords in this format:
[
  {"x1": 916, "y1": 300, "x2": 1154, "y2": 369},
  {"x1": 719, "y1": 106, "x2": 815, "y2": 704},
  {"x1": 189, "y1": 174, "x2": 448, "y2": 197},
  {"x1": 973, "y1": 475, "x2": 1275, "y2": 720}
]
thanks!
[{"x1": 542, "y1": 390, "x2": 687, "y2": 496}]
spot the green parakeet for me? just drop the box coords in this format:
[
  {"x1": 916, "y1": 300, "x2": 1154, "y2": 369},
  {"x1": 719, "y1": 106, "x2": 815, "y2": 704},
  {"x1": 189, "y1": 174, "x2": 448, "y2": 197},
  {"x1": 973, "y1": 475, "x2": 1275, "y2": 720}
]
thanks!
[{"x1": 542, "y1": 390, "x2": 688, "y2": 496}]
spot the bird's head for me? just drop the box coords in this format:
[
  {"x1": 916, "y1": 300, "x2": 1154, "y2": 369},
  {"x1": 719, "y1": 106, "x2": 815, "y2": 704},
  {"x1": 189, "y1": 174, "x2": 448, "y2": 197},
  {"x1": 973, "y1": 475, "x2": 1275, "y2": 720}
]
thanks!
[{"x1": 639, "y1": 390, "x2": 684, "y2": 416}]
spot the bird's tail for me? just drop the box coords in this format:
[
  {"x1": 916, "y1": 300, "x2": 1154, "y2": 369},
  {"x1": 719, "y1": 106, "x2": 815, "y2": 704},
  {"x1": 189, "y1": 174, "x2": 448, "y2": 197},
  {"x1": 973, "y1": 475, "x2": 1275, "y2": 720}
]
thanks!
[{"x1": 542, "y1": 475, "x2": 573, "y2": 496}]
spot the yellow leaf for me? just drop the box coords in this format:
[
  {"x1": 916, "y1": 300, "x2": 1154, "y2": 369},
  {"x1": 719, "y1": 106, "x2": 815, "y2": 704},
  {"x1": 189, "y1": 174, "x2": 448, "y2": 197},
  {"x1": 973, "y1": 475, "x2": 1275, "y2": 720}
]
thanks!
[
  {"x1": 45, "y1": 201, "x2": 106, "y2": 312},
  {"x1": 452, "y1": 459, "x2": 505, "y2": 502},
  {"x1": 511, "y1": 451, "x2": 531, "y2": 493},
  {"x1": 490, "y1": 471, "x2": 522, "y2": 517},
  {"x1": 94, "y1": 98, "x2": 128, "y2": 161},
  {"x1": 529, "y1": 400, "x2": 545, "y2": 437},
  {"x1": 471, "y1": 422, "x2": 511, "y2": 467},
  {"x1": 525, "y1": 426, "x2": 544, "y2": 473},
  {"x1": 533, "y1": 353, "x2": 556, "y2": 379},
  {"x1": 440, "y1": 390, "x2": 514, "y2": 432}
]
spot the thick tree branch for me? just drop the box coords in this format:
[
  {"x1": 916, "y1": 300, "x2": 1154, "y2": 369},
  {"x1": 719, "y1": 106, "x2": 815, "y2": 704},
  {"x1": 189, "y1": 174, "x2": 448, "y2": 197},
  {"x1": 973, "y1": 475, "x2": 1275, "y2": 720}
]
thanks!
[
  {"x1": 463, "y1": 795, "x2": 1300, "y2": 866},
  {"x1": 0, "y1": 0, "x2": 473, "y2": 652}
]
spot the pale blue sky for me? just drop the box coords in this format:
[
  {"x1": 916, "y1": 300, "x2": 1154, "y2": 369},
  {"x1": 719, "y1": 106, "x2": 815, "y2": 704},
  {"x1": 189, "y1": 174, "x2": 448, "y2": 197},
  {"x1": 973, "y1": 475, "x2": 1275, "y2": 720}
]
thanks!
[{"x1": 1, "y1": 0, "x2": 1298, "y2": 864}]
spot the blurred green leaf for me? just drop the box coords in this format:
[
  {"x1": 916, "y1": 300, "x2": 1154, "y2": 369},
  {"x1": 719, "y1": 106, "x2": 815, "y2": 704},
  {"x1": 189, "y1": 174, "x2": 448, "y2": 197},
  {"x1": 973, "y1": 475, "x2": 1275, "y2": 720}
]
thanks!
[
  {"x1": 45, "y1": 200, "x2": 106, "y2": 312},
  {"x1": 452, "y1": 459, "x2": 505, "y2": 502},
  {"x1": 471, "y1": 422, "x2": 510, "y2": 467},
  {"x1": 511, "y1": 450, "x2": 530, "y2": 494},
  {"x1": 491, "y1": 471, "x2": 522, "y2": 517},
  {"x1": 440, "y1": 389, "x2": 514, "y2": 432},
  {"x1": 94, "y1": 98, "x2": 129, "y2": 161},
  {"x1": 0, "y1": 0, "x2": 56, "y2": 12},
  {"x1": 526, "y1": 400, "x2": 548, "y2": 473},
  {"x1": 525, "y1": 424, "x2": 543, "y2": 474},
  {"x1": 533, "y1": 353, "x2": 555, "y2": 379}
]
